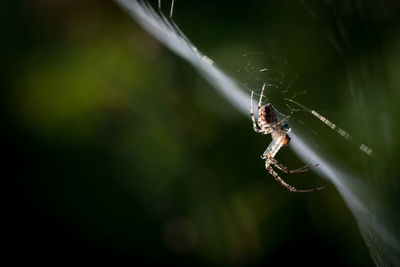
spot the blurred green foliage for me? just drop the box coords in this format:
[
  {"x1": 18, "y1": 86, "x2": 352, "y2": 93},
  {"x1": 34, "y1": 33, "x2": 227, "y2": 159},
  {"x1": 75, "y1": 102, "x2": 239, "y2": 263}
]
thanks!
[{"x1": 5, "y1": 0, "x2": 400, "y2": 265}]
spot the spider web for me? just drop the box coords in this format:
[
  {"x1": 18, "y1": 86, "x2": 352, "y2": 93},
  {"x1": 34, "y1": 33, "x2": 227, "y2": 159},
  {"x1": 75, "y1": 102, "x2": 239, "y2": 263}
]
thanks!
[
  {"x1": 235, "y1": 48, "x2": 399, "y2": 267},
  {"x1": 115, "y1": 1, "x2": 400, "y2": 266}
]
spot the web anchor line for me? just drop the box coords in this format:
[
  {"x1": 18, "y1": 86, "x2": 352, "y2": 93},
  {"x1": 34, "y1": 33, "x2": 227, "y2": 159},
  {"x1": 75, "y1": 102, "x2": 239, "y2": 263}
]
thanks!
[
  {"x1": 157, "y1": 0, "x2": 175, "y2": 19},
  {"x1": 285, "y1": 98, "x2": 373, "y2": 156}
]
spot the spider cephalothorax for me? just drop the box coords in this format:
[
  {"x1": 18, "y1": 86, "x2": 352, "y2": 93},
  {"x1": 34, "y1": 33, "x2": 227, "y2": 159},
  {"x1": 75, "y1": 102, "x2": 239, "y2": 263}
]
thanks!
[{"x1": 250, "y1": 84, "x2": 326, "y2": 193}]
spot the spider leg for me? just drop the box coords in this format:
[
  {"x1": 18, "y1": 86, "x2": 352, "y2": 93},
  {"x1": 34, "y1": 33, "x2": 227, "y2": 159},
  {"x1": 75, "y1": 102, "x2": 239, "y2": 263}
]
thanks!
[
  {"x1": 260, "y1": 113, "x2": 291, "y2": 130},
  {"x1": 295, "y1": 184, "x2": 328, "y2": 193},
  {"x1": 275, "y1": 114, "x2": 291, "y2": 125},
  {"x1": 250, "y1": 91, "x2": 261, "y2": 132},
  {"x1": 269, "y1": 157, "x2": 319, "y2": 173},
  {"x1": 267, "y1": 166, "x2": 296, "y2": 192},
  {"x1": 258, "y1": 83, "x2": 266, "y2": 111},
  {"x1": 266, "y1": 164, "x2": 327, "y2": 193}
]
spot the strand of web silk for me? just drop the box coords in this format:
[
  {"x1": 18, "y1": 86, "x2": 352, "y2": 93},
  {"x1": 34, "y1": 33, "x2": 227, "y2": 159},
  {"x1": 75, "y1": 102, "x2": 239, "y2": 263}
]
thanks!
[{"x1": 286, "y1": 98, "x2": 373, "y2": 156}]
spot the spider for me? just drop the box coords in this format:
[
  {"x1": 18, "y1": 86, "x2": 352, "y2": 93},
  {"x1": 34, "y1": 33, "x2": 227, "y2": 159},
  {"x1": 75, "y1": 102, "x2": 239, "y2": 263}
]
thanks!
[{"x1": 250, "y1": 84, "x2": 326, "y2": 193}]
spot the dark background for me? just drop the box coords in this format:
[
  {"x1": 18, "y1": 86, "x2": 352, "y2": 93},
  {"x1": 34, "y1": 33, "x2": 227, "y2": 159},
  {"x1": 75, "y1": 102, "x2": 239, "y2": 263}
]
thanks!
[{"x1": 4, "y1": 0, "x2": 400, "y2": 265}]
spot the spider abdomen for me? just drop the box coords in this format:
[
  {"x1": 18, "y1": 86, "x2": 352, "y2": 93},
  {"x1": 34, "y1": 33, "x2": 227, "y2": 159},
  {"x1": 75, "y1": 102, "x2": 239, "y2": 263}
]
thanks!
[{"x1": 258, "y1": 103, "x2": 277, "y2": 126}]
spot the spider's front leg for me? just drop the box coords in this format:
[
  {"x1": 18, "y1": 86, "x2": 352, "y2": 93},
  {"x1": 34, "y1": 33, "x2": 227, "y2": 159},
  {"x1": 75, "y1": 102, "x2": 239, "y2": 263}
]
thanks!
[{"x1": 250, "y1": 91, "x2": 261, "y2": 133}]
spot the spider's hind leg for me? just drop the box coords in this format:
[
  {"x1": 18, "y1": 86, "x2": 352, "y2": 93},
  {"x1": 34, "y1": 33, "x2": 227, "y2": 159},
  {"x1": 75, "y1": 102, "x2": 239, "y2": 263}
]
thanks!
[
  {"x1": 267, "y1": 166, "x2": 296, "y2": 192},
  {"x1": 267, "y1": 166, "x2": 326, "y2": 193},
  {"x1": 270, "y1": 157, "x2": 319, "y2": 174}
]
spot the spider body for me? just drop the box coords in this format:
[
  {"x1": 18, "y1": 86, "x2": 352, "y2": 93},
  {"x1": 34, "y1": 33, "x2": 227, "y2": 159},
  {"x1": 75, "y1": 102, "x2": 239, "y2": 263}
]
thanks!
[{"x1": 250, "y1": 84, "x2": 325, "y2": 193}]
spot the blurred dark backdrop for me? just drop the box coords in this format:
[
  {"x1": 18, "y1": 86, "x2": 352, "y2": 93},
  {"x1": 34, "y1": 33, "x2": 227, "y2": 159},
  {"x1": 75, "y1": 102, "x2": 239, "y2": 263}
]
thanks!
[{"x1": 4, "y1": 0, "x2": 400, "y2": 265}]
